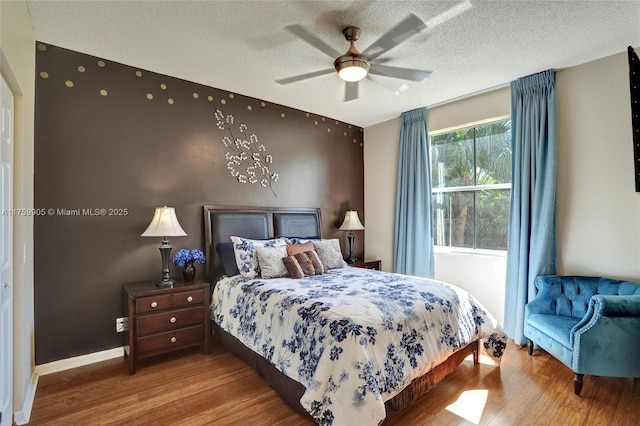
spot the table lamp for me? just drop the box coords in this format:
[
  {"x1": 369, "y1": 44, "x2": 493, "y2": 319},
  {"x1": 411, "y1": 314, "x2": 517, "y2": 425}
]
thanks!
[
  {"x1": 339, "y1": 210, "x2": 364, "y2": 264},
  {"x1": 141, "y1": 206, "x2": 187, "y2": 287}
]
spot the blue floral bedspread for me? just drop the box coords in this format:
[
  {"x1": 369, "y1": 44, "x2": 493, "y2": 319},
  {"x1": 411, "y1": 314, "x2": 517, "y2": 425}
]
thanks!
[{"x1": 211, "y1": 267, "x2": 507, "y2": 425}]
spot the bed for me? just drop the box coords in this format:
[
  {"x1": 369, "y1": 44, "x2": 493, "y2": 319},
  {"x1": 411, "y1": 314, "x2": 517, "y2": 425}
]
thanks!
[{"x1": 204, "y1": 205, "x2": 507, "y2": 425}]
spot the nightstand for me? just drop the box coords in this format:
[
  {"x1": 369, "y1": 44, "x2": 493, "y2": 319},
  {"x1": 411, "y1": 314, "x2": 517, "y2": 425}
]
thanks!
[
  {"x1": 122, "y1": 280, "x2": 210, "y2": 374},
  {"x1": 350, "y1": 260, "x2": 382, "y2": 270}
]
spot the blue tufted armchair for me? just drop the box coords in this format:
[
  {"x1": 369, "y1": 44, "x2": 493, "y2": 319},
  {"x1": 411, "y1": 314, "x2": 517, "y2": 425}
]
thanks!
[{"x1": 524, "y1": 275, "x2": 640, "y2": 395}]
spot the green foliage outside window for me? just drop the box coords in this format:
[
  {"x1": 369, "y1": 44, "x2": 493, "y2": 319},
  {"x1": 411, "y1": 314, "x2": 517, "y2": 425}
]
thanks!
[{"x1": 431, "y1": 119, "x2": 511, "y2": 250}]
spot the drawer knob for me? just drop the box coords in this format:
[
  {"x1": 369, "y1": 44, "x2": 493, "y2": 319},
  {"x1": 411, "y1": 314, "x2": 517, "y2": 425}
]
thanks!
[
  {"x1": 170, "y1": 316, "x2": 177, "y2": 323},
  {"x1": 187, "y1": 296, "x2": 193, "y2": 302},
  {"x1": 150, "y1": 301, "x2": 158, "y2": 308},
  {"x1": 170, "y1": 336, "x2": 177, "y2": 343}
]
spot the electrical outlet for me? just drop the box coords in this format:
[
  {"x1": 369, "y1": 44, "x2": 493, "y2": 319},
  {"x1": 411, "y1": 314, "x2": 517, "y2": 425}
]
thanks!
[{"x1": 116, "y1": 317, "x2": 129, "y2": 332}]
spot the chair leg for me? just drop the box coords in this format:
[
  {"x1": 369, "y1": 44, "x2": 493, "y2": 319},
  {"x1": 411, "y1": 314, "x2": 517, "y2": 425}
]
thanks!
[
  {"x1": 633, "y1": 378, "x2": 640, "y2": 395},
  {"x1": 527, "y1": 339, "x2": 534, "y2": 356},
  {"x1": 574, "y1": 373, "x2": 584, "y2": 396}
]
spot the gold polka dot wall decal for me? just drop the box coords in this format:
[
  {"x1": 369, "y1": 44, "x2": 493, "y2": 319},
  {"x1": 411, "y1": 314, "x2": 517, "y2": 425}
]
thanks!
[
  {"x1": 135, "y1": 70, "x2": 143, "y2": 77},
  {"x1": 221, "y1": 99, "x2": 227, "y2": 105},
  {"x1": 229, "y1": 93, "x2": 235, "y2": 99},
  {"x1": 39, "y1": 71, "x2": 49, "y2": 79},
  {"x1": 349, "y1": 125, "x2": 352, "y2": 129},
  {"x1": 77, "y1": 65, "x2": 86, "y2": 73},
  {"x1": 168, "y1": 98, "x2": 174, "y2": 104},
  {"x1": 65, "y1": 80, "x2": 74, "y2": 88},
  {"x1": 335, "y1": 121, "x2": 339, "y2": 125},
  {"x1": 314, "y1": 120, "x2": 318, "y2": 125},
  {"x1": 321, "y1": 117, "x2": 326, "y2": 121},
  {"x1": 193, "y1": 92, "x2": 199, "y2": 98},
  {"x1": 98, "y1": 60, "x2": 106, "y2": 67},
  {"x1": 146, "y1": 93, "x2": 153, "y2": 100},
  {"x1": 208, "y1": 95, "x2": 213, "y2": 101},
  {"x1": 160, "y1": 83, "x2": 167, "y2": 90},
  {"x1": 344, "y1": 132, "x2": 348, "y2": 136},
  {"x1": 353, "y1": 139, "x2": 357, "y2": 143},
  {"x1": 100, "y1": 89, "x2": 108, "y2": 96},
  {"x1": 306, "y1": 113, "x2": 310, "y2": 118},
  {"x1": 247, "y1": 105, "x2": 252, "y2": 111},
  {"x1": 326, "y1": 128, "x2": 331, "y2": 133},
  {"x1": 261, "y1": 102, "x2": 266, "y2": 107},
  {"x1": 37, "y1": 43, "x2": 47, "y2": 51},
  {"x1": 281, "y1": 113, "x2": 286, "y2": 118}
]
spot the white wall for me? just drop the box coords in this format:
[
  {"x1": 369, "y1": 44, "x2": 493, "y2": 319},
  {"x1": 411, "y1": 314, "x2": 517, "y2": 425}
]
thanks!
[
  {"x1": 556, "y1": 50, "x2": 640, "y2": 279},
  {"x1": 0, "y1": 0, "x2": 37, "y2": 422},
  {"x1": 363, "y1": 118, "x2": 400, "y2": 272},
  {"x1": 364, "y1": 49, "x2": 640, "y2": 325}
]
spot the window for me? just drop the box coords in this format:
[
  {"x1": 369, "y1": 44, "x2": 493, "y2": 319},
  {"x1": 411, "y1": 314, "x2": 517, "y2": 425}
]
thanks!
[{"x1": 430, "y1": 118, "x2": 511, "y2": 250}]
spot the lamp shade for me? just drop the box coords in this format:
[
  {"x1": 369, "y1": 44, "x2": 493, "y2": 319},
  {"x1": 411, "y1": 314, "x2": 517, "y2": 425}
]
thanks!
[
  {"x1": 141, "y1": 206, "x2": 187, "y2": 237},
  {"x1": 339, "y1": 210, "x2": 364, "y2": 231}
]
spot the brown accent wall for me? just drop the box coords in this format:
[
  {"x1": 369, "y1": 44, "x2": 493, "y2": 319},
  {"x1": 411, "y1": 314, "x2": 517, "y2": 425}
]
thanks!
[{"x1": 34, "y1": 43, "x2": 364, "y2": 364}]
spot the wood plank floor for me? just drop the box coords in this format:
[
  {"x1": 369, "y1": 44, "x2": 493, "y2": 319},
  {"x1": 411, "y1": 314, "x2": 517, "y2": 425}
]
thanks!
[{"x1": 29, "y1": 339, "x2": 640, "y2": 425}]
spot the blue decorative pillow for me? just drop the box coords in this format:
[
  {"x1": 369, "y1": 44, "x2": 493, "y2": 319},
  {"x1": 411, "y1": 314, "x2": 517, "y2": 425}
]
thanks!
[
  {"x1": 230, "y1": 236, "x2": 288, "y2": 278},
  {"x1": 284, "y1": 236, "x2": 321, "y2": 244},
  {"x1": 216, "y1": 242, "x2": 240, "y2": 277}
]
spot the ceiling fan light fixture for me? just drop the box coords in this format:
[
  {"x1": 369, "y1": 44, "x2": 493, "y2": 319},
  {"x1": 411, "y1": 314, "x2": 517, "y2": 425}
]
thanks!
[
  {"x1": 335, "y1": 55, "x2": 370, "y2": 82},
  {"x1": 334, "y1": 26, "x2": 370, "y2": 82}
]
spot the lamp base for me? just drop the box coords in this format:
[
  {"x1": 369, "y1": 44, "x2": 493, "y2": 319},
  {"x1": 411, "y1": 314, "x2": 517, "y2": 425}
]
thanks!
[
  {"x1": 345, "y1": 232, "x2": 357, "y2": 264},
  {"x1": 156, "y1": 240, "x2": 175, "y2": 288},
  {"x1": 156, "y1": 278, "x2": 176, "y2": 288}
]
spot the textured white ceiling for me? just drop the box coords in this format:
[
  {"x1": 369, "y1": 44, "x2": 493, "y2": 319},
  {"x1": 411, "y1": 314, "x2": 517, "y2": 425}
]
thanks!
[{"x1": 26, "y1": 0, "x2": 640, "y2": 127}]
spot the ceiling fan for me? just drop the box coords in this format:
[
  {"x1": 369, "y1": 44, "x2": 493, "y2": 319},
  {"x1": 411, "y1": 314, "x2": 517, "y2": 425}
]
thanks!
[{"x1": 275, "y1": 14, "x2": 432, "y2": 102}]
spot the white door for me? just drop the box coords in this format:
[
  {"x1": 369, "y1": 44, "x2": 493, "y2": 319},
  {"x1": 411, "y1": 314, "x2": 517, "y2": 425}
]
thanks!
[{"x1": 0, "y1": 75, "x2": 14, "y2": 426}]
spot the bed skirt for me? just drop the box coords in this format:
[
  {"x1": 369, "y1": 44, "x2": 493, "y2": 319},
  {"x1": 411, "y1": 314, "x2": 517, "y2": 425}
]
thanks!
[{"x1": 213, "y1": 321, "x2": 479, "y2": 418}]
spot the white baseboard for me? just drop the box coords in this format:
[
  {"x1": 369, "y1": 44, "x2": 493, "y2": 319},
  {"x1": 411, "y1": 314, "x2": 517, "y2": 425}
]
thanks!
[
  {"x1": 35, "y1": 346, "x2": 124, "y2": 376},
  {"x1": 13, "y1": 371, "x2": 38, "y2": 425}
]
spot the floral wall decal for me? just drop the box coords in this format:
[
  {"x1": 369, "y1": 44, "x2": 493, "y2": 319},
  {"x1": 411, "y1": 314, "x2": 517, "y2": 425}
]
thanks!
[{"x1": 215, "y1": 109, "x2": 279, "y2": 196}]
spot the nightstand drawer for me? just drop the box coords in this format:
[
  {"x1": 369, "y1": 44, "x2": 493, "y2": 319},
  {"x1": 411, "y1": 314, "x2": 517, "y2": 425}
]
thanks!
[
  {"x1": 136, "y1": 294, "x2": 172, "y2": 313},
  {"x1": 123, "y1": 280, "x2": 211, "y2": 374},
  {"x1": 137, "y1": 325, "x2": 204, "y2": 356},
  {"x1": 173, "y1": 290, "x2": 204, "y2": 307},
  {"x1": 136, "y1": 307, "x2": 204, "y2": 335}
]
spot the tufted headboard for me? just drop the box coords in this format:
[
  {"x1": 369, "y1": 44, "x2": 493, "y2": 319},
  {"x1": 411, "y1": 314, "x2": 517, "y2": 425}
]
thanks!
[{"x1": 203, "y1": 205, "x2": 322, "y2": 282}]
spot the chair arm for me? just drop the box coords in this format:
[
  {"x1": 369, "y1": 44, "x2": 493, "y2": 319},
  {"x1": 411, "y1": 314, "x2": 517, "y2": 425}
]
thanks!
[
  {"x1": 570, "y1": 295, "x2": 640, "y2": 345},
  {"x1": 570, "y1": 295, "x2": 640, "y2": 376},
  {"x1": 525, "y1": 275, "x2": 564, "y2": 316},
  {"x1": 592, "y1": 294, "x2": 640, "y2": 316}
]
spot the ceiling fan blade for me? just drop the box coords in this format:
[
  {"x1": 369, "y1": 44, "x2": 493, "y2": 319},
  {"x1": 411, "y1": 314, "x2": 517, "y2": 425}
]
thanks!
[
  {"x1": 366, "y1": 74, "x2": 411, "y2": 95},
  {"x1": 344, "y1": 81, "x2": 359, "y2": 102},
  {"x1": 369, "y1": 64, "x2": 431, "y2": 82},
  {"x1": 424, "y1": 1, "x2": 473, "y2": 30},
  {"x1": 275, "y1": 68, "x2": 335, "y2": 85},
  {"x1": 361, "y1": 13, "x2": 427, "y2": 60},
  {"x1": 284, "y1": 24, "x2": 342, "y2": 59}
]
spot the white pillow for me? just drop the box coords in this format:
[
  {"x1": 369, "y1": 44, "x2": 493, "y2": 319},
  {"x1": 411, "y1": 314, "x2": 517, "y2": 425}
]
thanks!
[
  {"x1": 256, "y1": 245, "x2": 289, "y2": 279},
  {"x1": 230, "y1": 236, "x2": 287, "y2": 278},
  {"x1": 312, "y1": 239, "x2": 348, "y2": 269}
]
